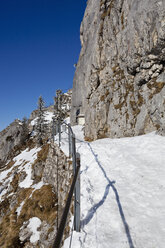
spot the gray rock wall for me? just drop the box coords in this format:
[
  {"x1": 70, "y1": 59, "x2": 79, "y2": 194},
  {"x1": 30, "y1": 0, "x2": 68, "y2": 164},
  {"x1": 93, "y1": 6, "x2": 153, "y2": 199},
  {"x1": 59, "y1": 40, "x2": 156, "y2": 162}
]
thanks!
[
  {"x1": 71, "y1": 0, "x2": 165, "y2": 140},
  {"x1": 0, "y1": 119, "x2": 25, "y2": 165},
  {"x1": 42, "y1": 143, "x2": 73, "y2": 223}
]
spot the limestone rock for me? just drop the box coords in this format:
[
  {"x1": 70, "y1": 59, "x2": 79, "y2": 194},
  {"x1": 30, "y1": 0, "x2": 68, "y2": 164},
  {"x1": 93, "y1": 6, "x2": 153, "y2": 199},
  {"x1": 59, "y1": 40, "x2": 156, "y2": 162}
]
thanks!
[
  {"x1": 0, "y1": 119, "x2": 26, "y2": 166},
  {"x1": 71, "y1": 0, "x2": 165, "y2": 139}
]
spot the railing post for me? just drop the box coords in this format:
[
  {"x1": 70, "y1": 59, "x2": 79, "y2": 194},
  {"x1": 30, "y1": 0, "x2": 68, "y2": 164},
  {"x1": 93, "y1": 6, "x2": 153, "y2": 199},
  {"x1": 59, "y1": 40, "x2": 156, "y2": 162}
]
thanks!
[
  {"x1": 72, "y1": 133, "x2": 77, "y2": 231},
  {"x1": 74, "y1": 153, "x2": 81, "y2": 232},
  {"x1": 58, "y1": 120, "x2": 61, "y2": 147},
  {"x1": 55, "y1": 122, "x2": 58, "y2": 136},
  {"x1": 52, "y1": 163, "x2": 80, "y2": 248},
  {"x1": 52, "y1": 117, "x2": 55, "y2": 142},
  {"x1": 68, "y1": 124, "x2": 72, "y2": 158},
  {"x1": 52, "y1": 123, "x2": 81, "y2": 248},
  {"x1": 72, "y1": 134, "x2": 76, "y2": 174}
]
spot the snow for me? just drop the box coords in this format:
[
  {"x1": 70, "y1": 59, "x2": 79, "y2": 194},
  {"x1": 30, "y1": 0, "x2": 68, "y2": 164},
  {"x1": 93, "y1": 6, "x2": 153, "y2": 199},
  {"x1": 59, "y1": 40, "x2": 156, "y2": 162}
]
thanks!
[
  {"x1": 0, "y1": 147, "x2": 41, "y2": 202},
  {"x1": 19, "y1": 164, "x2": 33, "y2": 188},
  {"x1": 14, "y1": 147, "x2": 41, "y2": 188},
  {"x1": 44, "y1": 111, "x2": 54, "y2": 122},
  {"x1": 1, "y1": 118, "x2": 165, "y2": 247},
  {"x1": 29, "y1": 181, "x2": 45, "y2": 198},
  {"x1": 55, "y1": 130, "x2": 70, "y2": 157},
  {"x1": 32, "y1": 180, "x2": 44, "y2": 190},
  {"x1": 0, "y1": 185, "x2": 9, "y2": 200},
  {"x1": 0, "y1": 166, "x2": 13, "y2": 182},
  {"x1": 54, "y1": 118, "x2": 83, "y2": 157},
  {"x1": 31, "y1": 111, "x2": 54, "y2": 126},
  {"x1": 31, "y1": 118, "x2": 37, "y2": 126},
  {"x1": 64, "y1": 117, "x2": 70, "y2": 124},
  {"x1": 27, "y1": 217, "x2": 41, "y2": 243},
  {"x1": 16, "y1": 200, "x2": 25, "y2": 216},
  {"x1": 62, "y1": 127, "x2": 165, "y2": 248},
  {"x1": 54, "y1": 118, "x2": 71, "y2": 156},
  {"x1": 0, "y1": 166, "x2": 15, "y2": 201}
]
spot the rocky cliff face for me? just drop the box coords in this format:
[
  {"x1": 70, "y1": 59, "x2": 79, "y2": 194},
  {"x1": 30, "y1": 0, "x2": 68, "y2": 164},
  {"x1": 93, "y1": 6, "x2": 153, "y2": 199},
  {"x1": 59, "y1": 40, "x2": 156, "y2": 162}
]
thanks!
[
  {"x1": 71, "y1": 0, "x2": 165, "y2": 140},
  {"x1": 0, "y1": 141, "x2": 72, "y2": 247},
  {"x1": 0, "y1": 120, "x2": 26, "y2": 167}
]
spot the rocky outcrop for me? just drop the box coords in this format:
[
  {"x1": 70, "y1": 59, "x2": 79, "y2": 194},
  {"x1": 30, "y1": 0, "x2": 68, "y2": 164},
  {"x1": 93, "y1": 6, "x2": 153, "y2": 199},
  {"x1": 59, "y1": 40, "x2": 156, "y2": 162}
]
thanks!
[
  {"x1": 0, "y1": 119, "x2": 26, "y2": 166},
  {"x1": 33, "y1": 142, "x2": 73, "y2": 228},
  {"x1": 71, "y1": 0, "x2": 165, "y2": 140},
  {"x1": 0, "y1": 141, "x2": 72, "y2": 248}
]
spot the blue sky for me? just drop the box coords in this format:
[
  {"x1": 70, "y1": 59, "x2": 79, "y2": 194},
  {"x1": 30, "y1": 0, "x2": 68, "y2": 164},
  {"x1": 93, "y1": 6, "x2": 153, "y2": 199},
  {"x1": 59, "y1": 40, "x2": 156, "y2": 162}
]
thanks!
[{"x1": 0, "y1": 0, "x2": 86, "y2": 131}]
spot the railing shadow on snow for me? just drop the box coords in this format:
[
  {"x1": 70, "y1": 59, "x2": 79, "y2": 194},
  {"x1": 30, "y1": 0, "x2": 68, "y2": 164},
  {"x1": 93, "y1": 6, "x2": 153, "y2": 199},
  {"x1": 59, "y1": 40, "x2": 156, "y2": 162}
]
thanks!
[
  {"x1": 81, "y1": 143, "x2": 135, "y2": 248},
  {"x1": 54, "y1": 121, "x2": 134, "y2": 248},
  {"x1": 81, "y1": 181, "x2": 115, "y2": 227}
]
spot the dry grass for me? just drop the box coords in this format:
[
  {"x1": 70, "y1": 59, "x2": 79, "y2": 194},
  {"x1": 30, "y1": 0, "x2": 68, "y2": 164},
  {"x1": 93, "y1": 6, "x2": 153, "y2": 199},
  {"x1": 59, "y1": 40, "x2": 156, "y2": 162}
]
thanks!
[
  {"x1": 32, "y1": 143, "x2": 49, "y2": 168},
  {"x1": 26, "y1": 138, "x2": 36, "y2": 150},
  {"x1": 31, "y1": 143, "x2": 50, "y2": 183},
  {"x1": 148, "y1": 81, "x2": 165, "y2": 99},
  {"x1": 10, "y1": 173, "x2": 19, "y2": 192},
  {"x1": 155, "y1": 124, "x2": 160, "y2": 129},
  {"x1": 114, "y1": 101, "x2": 125, "y2": 110},
  {"x1": 121, "y1": 12, "x2": 124, "y2": 29},
  {"x1": 18, "y1": 188, "x2": 33, "y2": 203},
  {"x1": 5, "y1": 160, "x2": 15, "y2": 170},
  {"x1": 68, "y1": 160, "x2": 72, "y2": 166},
  {"x1": 19, "y1": 185, "x2": 57, "y2": 225},
  {"x1": 137, "y1": 93, "x2": 144, "y2": 106},
  {"x1": 0, "y1": 212, "x2": 23, "y2": 247},
  {"x1": 0, "y1": 191, "x2": 29, "y2": 248},
  {"x1": 0, "y1": 184, "x2": 57, "y2": 247},
  {"x1": 84, "y1": 136, "x2": 94, "y2": 142},
  {"x1": 0, "y1": 197, "x2": 10, "y2": 216}
]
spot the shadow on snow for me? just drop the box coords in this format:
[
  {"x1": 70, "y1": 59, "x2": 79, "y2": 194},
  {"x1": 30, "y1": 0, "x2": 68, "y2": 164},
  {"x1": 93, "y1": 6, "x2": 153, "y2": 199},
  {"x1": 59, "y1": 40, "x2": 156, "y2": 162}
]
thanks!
[{"x1": 81, "y1": 143, "x2": 135, "y2": 248}]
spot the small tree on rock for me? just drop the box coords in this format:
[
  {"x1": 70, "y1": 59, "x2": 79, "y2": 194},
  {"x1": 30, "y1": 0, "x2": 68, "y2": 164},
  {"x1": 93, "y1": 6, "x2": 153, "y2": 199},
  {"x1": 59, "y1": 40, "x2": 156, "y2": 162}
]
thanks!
[
  {"x1": 21, "y1": 116, "x2": 29, "y2": 144},
  {"x1": 36, "y1": 96, "x2": 47, "y2": 145}
]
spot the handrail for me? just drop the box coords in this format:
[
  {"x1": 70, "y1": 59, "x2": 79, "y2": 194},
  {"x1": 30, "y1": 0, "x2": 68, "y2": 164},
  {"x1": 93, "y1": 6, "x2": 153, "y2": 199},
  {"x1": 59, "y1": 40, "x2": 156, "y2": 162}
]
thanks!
[
  {"x1": 52, "y1": 121, "x2": 81, "y2": 248},
  {"x1": 61, "y1": 121, "x2": 74, "y2": 158},
  {"x1": 52, "y1": 158, "x2": 80, "y2": 248},
  {"x1": 62, "y1": 121, "x2": 74, "y2": 136}
]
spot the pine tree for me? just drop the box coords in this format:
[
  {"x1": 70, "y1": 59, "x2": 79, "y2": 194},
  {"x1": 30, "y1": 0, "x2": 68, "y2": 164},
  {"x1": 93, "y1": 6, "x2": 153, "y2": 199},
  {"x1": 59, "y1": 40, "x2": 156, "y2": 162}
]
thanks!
[
  {"x1": 54, "y1": 89, "x2": 66, "y2": 121},
  {"x1": 36, "y1": 96, "x2": 47, "y2": 145},
  {"x1": 21, "y1": 116, "x2": 29, "y2": 144}
]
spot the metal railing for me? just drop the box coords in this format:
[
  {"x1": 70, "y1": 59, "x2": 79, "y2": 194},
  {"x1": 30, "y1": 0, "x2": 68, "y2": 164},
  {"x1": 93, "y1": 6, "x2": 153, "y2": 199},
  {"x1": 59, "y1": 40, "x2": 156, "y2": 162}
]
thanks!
[
  {"x1": 52, "y1": 154, "x2": 80, "y2": 248},
  {"x1": 52, "y1": 121, "x2": 81, "y2": 248}
]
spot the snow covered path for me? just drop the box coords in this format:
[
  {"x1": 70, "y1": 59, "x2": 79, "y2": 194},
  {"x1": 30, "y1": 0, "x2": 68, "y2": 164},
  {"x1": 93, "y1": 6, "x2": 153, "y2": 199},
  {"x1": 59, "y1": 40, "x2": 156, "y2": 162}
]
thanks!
[{"x1": 62, "y1": 127, "x2": 165, "y2": 248}]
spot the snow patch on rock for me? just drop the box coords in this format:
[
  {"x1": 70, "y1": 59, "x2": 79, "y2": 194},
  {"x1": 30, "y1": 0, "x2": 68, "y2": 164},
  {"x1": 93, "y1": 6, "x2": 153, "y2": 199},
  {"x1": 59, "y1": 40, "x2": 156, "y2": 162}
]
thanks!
[{"x1": 27, "y1": 217, "x2": 42, "y2": 243}]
